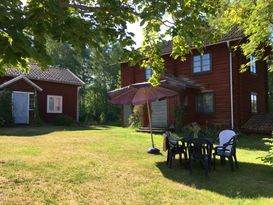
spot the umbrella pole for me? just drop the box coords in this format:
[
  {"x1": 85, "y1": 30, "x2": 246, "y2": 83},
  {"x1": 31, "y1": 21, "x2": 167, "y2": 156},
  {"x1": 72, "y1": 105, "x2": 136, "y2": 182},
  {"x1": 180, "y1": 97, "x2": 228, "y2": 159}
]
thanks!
[{"x1": 146, "y1": 99, "x2": 154, "y2": 148}]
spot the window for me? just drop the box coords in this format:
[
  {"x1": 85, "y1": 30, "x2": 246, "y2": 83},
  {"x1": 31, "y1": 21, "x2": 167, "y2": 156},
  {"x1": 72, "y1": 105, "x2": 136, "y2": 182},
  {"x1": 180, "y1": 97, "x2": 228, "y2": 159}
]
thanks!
[
  {"x1": 145, "y1": 67, "x2": 153, "y2": 80},
  {"x1": 29, "y1": 93, "x2": 35, "y2": 110},
  {"x1": 193, "y1": 53, "x2": 211, "y2": 73},
  {"x1": 250, "y1": 54, "x2": 256, "y2": 74},
  {"x1": 251, "y1": 92, "x2": 257, "y2": 113},
  {"x1": 196, "y1": 93, "x2": 214, "y2": 113},
  {"x1": 47, "y1": 95, "x2": 63, "y2": 113}
]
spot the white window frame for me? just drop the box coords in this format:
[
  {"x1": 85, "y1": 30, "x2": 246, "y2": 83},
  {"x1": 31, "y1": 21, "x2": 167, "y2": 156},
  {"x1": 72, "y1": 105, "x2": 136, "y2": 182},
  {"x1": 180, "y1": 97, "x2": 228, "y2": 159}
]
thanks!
[
  {"x1": 250, "y1": 54, "x2": 257, "y2": 74},
  {"x1": 193, "y1": 53, "x2": 211, "y2": 73},
  {"x1": 47, "y1": 95, "x2": 63, "y2": 113}
]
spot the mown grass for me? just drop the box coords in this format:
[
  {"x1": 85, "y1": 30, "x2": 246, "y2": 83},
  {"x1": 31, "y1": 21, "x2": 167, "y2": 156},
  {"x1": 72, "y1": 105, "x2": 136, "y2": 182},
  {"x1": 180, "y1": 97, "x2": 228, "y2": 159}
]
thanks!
[{"x1": 0, "y1": 126, "x2": 272, "y2": 205}]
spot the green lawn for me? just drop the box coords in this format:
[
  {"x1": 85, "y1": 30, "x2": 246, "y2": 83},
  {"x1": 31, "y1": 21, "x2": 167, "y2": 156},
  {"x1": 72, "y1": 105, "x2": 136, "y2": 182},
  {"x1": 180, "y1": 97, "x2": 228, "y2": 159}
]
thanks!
[{"x1": 0, "y1": 126, "x2": 272, "y2": 205}]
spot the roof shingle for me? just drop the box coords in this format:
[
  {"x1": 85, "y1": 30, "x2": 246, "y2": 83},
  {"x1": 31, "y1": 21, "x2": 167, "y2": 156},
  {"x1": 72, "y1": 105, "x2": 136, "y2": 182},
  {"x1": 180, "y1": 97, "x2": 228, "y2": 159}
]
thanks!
[
  {"x1": 5, "y1": 63, "x2": 84, "y2": 86},
  {"x1": 161, "y1": 27, "x2": 244, "y2": 55}
]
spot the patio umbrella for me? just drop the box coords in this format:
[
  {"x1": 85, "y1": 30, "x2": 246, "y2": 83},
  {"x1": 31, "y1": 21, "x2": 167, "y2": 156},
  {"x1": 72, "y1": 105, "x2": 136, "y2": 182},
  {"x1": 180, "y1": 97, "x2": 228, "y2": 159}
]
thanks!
[{"x1": 108, "y1": 81, "x2": 178, "y2": 154}]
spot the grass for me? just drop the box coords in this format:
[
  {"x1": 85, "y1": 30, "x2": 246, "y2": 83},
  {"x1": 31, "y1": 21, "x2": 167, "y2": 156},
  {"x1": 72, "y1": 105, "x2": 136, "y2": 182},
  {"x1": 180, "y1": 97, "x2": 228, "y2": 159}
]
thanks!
[{"x1": 0, "y1": 126, "x2": 272, "y2": 205}]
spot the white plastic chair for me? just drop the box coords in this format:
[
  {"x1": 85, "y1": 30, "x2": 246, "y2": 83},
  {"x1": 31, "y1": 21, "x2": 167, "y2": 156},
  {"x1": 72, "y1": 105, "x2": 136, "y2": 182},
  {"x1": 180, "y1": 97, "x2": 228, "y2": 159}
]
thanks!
[{"x1": 218, "y1": 130, "x2": 236, "y2": 151}]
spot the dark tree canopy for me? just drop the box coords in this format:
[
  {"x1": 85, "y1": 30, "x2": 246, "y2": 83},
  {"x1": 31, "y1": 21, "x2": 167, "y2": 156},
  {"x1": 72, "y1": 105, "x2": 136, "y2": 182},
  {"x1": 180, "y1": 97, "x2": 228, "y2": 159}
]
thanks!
[{"x1": 1, "y1": 0, "x2": 273, "y2": 84}]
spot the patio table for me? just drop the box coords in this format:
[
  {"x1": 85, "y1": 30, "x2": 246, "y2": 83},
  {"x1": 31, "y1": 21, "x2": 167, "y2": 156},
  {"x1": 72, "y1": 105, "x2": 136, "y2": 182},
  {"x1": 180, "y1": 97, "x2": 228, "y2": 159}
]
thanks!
[{"x1": 179, "y1": 136, "x2": 214, "y2": 171}]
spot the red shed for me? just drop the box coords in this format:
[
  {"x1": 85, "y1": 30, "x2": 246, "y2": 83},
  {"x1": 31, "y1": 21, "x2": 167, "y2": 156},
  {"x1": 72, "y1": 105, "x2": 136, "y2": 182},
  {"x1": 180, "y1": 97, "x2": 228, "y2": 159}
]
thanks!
[{"x1": 0, "y1": 63, "x2": 84, "y2": 124}]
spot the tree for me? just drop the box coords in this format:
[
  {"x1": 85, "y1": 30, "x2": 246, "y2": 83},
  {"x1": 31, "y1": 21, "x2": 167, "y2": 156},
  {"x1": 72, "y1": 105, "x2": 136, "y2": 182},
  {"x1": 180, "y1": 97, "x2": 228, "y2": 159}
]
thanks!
[
  {"x1": 46, "y1": 39, "x2": 121, "y2": 123},
  {"x1": 1, "y1": 0, "x2": 222, "y2": 84},
  {"x1": 1, "y1": 1, "x2": 272, "y2": 84},
  {"x1": 212, "y1": 0, "x2": 273, "y2": 71}
]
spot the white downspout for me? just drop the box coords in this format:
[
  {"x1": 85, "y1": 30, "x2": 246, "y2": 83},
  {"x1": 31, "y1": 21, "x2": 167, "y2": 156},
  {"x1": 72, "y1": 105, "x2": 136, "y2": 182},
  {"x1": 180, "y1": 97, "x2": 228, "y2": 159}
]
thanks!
[{"x1": 227, "y1": 41, "x2": 234, "y2": 129}]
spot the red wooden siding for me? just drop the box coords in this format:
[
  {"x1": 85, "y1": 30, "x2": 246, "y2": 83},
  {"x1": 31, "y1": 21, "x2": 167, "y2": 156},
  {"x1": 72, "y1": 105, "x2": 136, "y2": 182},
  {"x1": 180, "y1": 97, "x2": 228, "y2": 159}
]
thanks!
[
  {"x1": 233, "y1": 48, "x2": 268, "y2": 128},
  {"x1": 121, "y1": 42, "x2": 268, "y2": 129},
  {"x1": 0, "y1": 77, "x2": 79, "y2": 123}
]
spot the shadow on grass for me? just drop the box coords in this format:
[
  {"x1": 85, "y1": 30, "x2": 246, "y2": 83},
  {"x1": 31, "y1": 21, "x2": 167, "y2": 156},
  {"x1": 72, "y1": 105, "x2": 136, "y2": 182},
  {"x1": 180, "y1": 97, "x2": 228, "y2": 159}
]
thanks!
[
  {"x1": 0, "y1": 125, "x2": 111, "y2": 137},
  {"x1": 156, "y1": 159, "x2": 273, "y2": 199},
  {"x1": 236, "y1": 134, "x2": 271, "y2": 152}
]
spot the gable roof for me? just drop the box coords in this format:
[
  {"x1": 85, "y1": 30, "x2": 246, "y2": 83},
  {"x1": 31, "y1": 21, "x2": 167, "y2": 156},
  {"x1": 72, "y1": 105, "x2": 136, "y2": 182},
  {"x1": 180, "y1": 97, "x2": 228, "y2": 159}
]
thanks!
[
  {"x1": 0, "y1": 75, "x2": 43, "y2": 91},
  {"x1": 5, "y1": 63, "x2": 85, "y2": 86},
  {"x1": 161, "y1": 27, "x2": 244, "y2": 55}
]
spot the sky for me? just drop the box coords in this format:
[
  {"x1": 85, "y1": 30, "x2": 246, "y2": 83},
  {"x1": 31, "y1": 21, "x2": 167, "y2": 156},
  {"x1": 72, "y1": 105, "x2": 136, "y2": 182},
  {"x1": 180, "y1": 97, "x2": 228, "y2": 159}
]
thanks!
[{"x1": 127, "y1": 22, "x2": 143, "y2": 48}]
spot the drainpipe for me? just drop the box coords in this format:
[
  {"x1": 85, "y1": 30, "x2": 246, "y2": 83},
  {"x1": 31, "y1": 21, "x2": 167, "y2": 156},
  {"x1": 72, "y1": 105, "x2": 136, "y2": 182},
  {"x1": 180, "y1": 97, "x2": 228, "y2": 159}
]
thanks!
[{"x1": 227, "y1": 41, "x2": 234, "y2": 129}]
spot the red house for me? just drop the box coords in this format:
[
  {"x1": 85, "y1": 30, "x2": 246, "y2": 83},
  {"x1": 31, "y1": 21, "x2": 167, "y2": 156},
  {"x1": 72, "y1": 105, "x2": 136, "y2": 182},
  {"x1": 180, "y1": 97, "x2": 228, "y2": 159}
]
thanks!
[
  {"x1": 121, "y1": 30, "x2": 268, "y2": 131},
  {"x1": 0, "y1": 63, "x2": 84, "y2": 124}
]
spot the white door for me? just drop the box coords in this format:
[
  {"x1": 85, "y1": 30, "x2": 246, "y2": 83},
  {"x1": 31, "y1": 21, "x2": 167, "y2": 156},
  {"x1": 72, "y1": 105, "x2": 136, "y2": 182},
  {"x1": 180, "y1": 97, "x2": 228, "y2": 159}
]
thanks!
[
  {"x1": 123, "y1": 104, "x2": 132, "y2": 127},
  {"x1": 151, "y1": 99, "x2": 168, "y2": 128},
  {"x1": 12, "y1": 92, "x2": 29, "y2": 124}
]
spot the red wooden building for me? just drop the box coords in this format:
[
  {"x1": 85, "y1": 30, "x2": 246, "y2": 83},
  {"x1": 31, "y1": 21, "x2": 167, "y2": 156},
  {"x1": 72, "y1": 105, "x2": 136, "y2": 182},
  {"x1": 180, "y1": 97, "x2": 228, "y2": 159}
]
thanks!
[
  {"x1": 121, "y1": 30, "x2": 268, "y2": 130},
  {"x1": 0, "y1": 63, "x2": 84, "y2": 124}
]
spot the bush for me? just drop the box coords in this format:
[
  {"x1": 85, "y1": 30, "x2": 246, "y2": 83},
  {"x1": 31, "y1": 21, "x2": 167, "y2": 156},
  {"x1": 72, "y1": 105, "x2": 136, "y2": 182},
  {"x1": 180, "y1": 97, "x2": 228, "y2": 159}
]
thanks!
[
  {"x1": 261, "y1": 138, "x2": 273, "y2": 166},
  {"x1": 53, "y1": 114, "x2": 76, "y2": 126},
  {"x1": 128, "y1": 105, "x2": 143, "y2": 128},
  {"x1": 0, "y1": 89, "x2": 13, "y2": 127},
  {"x1": 99, "y1": 113, "x2": 106, "y2": 124}
]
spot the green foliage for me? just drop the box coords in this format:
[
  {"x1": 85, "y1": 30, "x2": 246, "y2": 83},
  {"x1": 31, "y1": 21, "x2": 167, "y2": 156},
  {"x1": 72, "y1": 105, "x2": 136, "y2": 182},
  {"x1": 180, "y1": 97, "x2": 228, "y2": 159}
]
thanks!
[
  {"x1": 173, "y1": 104, "x2": 186, "y2": 133},
  {"x1": 53, "y1": 114, "x2": 75, "y2": 126},
  {"x1": 0, "y1": 89, "x2": 13, "y2": 127},
  {"x1": 128, "y1": 105, "x2": 143, "y2": 128},
  {"x1": 1, "y1": 0, "x2": 271, "y2": 85},
  {"x1": 0, "y1": 0, "x2": 134, "y2": 72},
  {"x1": 268, "y1": 72, "x2": 273, "y2": 113},
  {"x1": 261, "y1": 138, "x2": 273, "y2": 166},
  {"x1": 0, "y1": 0, "x2": 223, "y2": 85},
  {"x1": 46, "y1": 40, "x2": 121, "y2": 124},
  {"x1": 99, "y1": 113, "x2": 106, "y2": 124},
  {"x1": 211, "y1": 0, "x2": 273, "y2": 71}
]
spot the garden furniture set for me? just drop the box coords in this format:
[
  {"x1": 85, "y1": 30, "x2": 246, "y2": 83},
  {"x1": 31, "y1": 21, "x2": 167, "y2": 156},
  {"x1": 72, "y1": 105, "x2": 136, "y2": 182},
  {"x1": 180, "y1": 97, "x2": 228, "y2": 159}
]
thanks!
[{"x1": 164, "y1": 130, "x2": 238, "y2": 176}]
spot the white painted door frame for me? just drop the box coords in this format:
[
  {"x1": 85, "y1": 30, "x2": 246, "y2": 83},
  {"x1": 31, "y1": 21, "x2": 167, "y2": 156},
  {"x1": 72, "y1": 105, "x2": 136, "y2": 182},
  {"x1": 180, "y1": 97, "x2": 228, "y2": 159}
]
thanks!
[{"x1": 12, "y1": 91, "x2": 33, "y2": 124}]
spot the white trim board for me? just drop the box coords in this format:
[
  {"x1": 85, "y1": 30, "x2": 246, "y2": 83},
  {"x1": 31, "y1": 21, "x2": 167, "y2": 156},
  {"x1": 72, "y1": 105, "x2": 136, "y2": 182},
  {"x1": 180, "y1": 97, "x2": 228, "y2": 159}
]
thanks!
[
  {"x1": 0, "y1": 75, "x2": 43, "y2": 91},
  {"x1": 47, "y1": 95, "x2": 63, "y2": 113}
]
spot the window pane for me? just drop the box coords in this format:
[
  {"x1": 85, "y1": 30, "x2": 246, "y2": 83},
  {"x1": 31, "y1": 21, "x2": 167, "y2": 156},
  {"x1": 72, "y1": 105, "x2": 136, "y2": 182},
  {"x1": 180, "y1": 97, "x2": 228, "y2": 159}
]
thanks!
[
  {"x1": 202, "y1": 64, "x2": 210, "y2": 72},
  {"x1": 250, "y1": 55, "x2": 256, "y2": 74},
  {"x1": 193, "y1": 56, "x2": 201, "y2": 73},
  {"x1": 251, "y1": 93, "x2": 257, "y2": 113},
  {"x1": 202, "y1": 54, "x2": 211, "y2": 71},
  {"x1": 202, "y1": 54, "x2": 210, "y2": 61},
  {"x1": 193, "y1": 55, "x2": 201, "y2": 62},
  {"x1": 204, "y1": 94, "x2": 213, "y2": 112},
  {"x1": 49, "y1": 97, "x2": 54, "y2": 111},
  {"x1": 196, "y1": 95, "x2": 203, "y2": 112},
  {"x1": 196, "y1": 93, "x2": 214, "y2": 113},
  {"x1": 54, "y1": 97, "x2": 61, "y2": 112},
  {"x1": 145, "y1": 67, "x2": 153, "y2": 80},
  {"x1": 29, "y1": 94, "x2": 35, "y2": 110}
]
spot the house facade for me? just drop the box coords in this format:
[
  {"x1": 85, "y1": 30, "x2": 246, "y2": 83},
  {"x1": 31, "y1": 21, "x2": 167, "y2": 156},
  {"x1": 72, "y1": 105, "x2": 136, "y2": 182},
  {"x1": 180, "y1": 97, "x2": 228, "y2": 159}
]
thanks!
[
  {"x1": 120, "y1": 31, "x2": 268, "y2": 130},
  {"x1": 0, "y1": 63, "x2": 84, "y2": 124}
]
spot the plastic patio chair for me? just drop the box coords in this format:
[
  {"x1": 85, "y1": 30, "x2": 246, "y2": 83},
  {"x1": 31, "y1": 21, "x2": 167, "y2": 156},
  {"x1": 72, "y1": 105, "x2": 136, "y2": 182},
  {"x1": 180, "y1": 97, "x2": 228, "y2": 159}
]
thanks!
[
  {"x1": 187, "y1": 138, "x2": 213, "y2": 176},
  {"x1": 165, "y1": 131, "x2": 187, "y2": 168},
  {"x1": 213, "y1": 130, "x2": 238, "y2": 171}
]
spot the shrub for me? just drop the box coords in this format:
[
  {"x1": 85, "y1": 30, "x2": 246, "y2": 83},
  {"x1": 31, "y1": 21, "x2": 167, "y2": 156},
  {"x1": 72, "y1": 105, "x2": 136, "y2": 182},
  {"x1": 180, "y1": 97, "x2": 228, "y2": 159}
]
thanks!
[
  {"x1": 128, "y1": 105, "x2": 143, "y2": 128},
  {"x1": 53, "y1": 114, "x2": 75, "y2": 126},
  {"x1": 99, "y1": 113, "x2": 106, "y2": 124},
  {"x1": 261, "y1": 138, "x2": 273, "y2": 166},
  {"x1": 0, "y1": 89, "x2": 13, "y2": 127}
]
